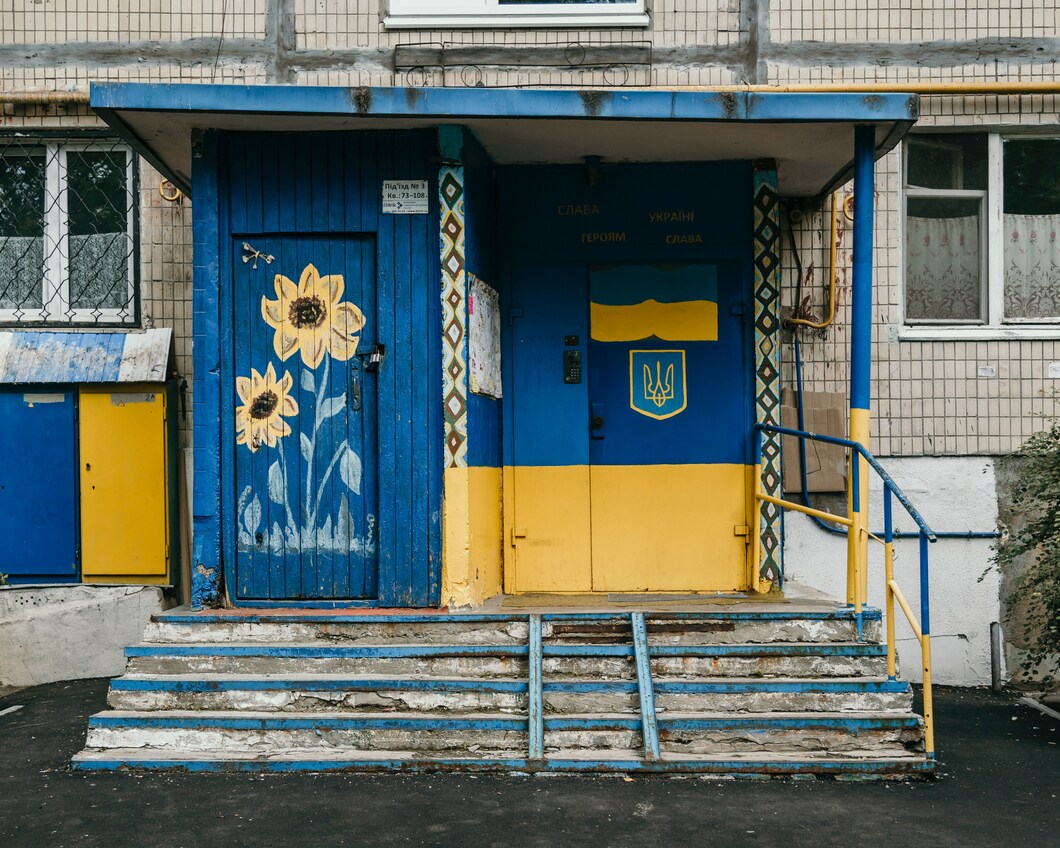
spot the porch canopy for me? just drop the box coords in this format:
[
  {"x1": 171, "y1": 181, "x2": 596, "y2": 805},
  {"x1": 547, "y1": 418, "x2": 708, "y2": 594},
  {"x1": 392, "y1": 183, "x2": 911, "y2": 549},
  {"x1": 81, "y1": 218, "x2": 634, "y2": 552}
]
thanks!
[{"x1": 89, "y1": 84, "x2": 918, "y2": 198}]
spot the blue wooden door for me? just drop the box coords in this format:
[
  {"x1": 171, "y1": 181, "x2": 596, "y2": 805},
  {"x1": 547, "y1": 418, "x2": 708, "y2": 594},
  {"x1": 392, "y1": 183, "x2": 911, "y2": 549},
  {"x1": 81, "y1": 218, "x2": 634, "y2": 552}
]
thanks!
[
  {"x1": 0, "y1": 389, "x2": 79, "y2": 582},
  {"x1": 231, "y1": 234, "x2": 378, "y2": 600}
]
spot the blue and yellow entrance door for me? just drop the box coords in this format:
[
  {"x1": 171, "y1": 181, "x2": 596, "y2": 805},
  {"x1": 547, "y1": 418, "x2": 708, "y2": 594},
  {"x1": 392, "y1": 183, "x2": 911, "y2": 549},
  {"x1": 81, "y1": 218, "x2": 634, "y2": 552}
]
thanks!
[{"x1": 509, "y1": 262, "x2": 751, "y2": 593}]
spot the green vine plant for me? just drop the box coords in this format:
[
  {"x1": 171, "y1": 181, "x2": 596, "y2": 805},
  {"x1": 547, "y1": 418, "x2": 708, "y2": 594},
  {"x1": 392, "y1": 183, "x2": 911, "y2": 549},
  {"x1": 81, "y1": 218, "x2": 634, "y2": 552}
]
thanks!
[
  {"x1": 987, "y1": 422, "x2": 1060, "y2": 687},
  {"x1": 0, "y1": 572, "x2": 7, "y2": 586}
]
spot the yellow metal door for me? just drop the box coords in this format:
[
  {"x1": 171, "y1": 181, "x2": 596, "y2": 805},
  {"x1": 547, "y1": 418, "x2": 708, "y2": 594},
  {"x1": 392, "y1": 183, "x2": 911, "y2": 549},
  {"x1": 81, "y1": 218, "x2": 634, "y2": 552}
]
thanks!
[{"x1": 79, "y1": 387, "x2": 169, "y2": 582}]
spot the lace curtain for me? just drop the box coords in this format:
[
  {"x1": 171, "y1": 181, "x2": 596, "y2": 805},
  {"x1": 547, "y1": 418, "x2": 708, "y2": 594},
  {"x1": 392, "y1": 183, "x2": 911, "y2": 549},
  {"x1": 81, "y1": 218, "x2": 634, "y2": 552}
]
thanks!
[
  {"x1": 905, "y1": 215, "x2": 981, "y2": 320},
  {"x1": 906, "y1": 214, "x2": 1060, "y2": 321},
  {"x1": 1004, "y1": 214, "x2": 1060, "y2": 319}
]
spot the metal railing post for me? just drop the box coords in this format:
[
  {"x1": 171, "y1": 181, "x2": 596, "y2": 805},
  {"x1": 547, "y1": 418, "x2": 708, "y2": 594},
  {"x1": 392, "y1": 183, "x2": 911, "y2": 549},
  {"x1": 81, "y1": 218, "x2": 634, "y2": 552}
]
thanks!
[
  {"x1": 919, "y1": 532, "x2": 935, "y2": 759},
  {"x1": 884, "y1": 484, "x2": 897, "y2": 680},
  {"x1": 529, "y1": 614, "x2": 543, "y2": 761}
]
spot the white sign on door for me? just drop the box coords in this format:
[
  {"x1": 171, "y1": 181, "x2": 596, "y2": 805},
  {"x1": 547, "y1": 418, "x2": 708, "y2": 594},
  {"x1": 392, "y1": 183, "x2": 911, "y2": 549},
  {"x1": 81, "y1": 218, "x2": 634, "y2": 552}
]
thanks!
[{"x1": 381, "y1": 180, "x2": 429, "y2": 214}]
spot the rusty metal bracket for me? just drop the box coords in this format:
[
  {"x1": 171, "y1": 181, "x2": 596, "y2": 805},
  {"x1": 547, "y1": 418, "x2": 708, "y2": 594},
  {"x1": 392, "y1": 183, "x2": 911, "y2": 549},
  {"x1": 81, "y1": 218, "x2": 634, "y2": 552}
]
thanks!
[{"x1": 631, "y1": 612, "x2": 661, "y2": 762}]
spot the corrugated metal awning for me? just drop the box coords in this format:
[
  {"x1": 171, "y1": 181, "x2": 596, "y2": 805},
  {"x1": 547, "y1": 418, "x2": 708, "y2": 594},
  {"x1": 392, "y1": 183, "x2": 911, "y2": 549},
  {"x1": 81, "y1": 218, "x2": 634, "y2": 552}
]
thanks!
[
  {"x1": 89, "y1": 84, "x2": 918, "y2": 200},
  {"x1": 0, "y1": 328, "x2": 172, "y2": 384}
]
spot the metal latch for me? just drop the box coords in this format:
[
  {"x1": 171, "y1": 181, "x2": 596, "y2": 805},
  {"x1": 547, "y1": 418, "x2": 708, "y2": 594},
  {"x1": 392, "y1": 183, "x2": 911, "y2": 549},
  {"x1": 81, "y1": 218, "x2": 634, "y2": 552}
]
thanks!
[
  {"x1": 511, "y1": 527, "x2": 527, "y2": 546},
  {"x1": 733, "y1": 525, "x2": 750, "y2": 537},
  {"x1": 356, "y1": 343, "x2": 386, "y2": 373}
]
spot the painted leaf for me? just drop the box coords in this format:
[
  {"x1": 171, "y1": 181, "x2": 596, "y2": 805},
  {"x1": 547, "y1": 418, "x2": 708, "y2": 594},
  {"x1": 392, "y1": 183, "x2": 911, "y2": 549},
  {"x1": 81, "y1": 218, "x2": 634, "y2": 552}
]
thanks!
[
  {"x1": 267, "y1": 460, "x2": 284, "y2": 505},
  {"x1": 244, "y1": 495, "x2": 262, "y2": 536},
  {"x1": 300, "y1": 368, "x2": 315, "y2": 394},
  {"x1": 318, "y1": 393, "x2": 347, "y2": 421},
  {"x1": 300, "y1": 432, "x2": 312, "y2": 462},
  {"x1": 339, "y1": 442, "x2": 362, "y2": 495}
]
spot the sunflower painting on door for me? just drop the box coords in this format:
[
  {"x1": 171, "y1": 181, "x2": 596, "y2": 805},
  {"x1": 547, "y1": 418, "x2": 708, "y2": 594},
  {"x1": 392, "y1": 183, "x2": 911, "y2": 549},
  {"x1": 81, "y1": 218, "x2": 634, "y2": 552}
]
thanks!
[{"x1": 235, "y1": 262, "x2": 375, "y2": 555}]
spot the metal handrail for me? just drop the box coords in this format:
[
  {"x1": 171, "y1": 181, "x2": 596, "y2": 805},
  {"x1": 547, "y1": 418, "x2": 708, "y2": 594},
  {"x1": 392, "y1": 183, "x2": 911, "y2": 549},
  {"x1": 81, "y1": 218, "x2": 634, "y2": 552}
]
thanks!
[
  {"x1": 751, "y1": 422, "x2": 936, "y2": 760},
  {"x1": 753, "y1": 423, "x2": 936, "y2": 542}
]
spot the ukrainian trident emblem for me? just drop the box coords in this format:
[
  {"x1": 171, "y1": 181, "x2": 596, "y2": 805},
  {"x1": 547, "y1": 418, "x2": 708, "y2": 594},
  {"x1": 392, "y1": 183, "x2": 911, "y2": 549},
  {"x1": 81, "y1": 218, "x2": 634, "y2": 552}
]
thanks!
[{"x1": 629, "y1": 350, "x2": 687, "y2": 420}]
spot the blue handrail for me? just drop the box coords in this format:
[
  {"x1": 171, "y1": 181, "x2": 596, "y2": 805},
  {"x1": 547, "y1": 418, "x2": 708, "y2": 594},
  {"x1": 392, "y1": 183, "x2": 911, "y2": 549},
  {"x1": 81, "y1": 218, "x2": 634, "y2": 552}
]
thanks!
[{"x1": 753, "y1": 422, "x2": 937, "y2": 543}]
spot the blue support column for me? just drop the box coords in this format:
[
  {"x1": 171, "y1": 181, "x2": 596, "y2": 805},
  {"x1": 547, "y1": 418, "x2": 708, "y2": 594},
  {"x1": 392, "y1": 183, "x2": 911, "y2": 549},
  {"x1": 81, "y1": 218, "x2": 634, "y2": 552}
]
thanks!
[
  {"x1": 848, "y1": 125, "x2": 876, "y2": 611},
  {"x1": 191, "y1": 130, "x2": 224, "y2": 609}
]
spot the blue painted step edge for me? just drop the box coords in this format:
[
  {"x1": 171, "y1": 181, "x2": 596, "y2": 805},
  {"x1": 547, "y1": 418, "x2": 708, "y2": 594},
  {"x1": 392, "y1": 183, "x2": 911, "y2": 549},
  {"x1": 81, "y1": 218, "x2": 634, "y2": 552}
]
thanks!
[
  {"x1": 124, "y1": 643, "x2": 887, "y2": 659},
  {"x1": 71, "y1": 756, "x2": 934, "y2": 775},
  {"x1": 109, "y1": 678, "x2": 909, "y2": 694},
  {"x1": 87, "y1": 714, "x2": 922, "y2": 732},
  {"x1": 152, "y1": 609, "x2": 884, "y2": 625}
]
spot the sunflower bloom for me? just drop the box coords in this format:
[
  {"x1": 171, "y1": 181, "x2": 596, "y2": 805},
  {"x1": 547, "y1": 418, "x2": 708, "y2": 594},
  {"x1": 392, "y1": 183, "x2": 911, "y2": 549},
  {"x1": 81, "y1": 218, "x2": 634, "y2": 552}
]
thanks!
[
  {"x1": 235, "y1": 363, "x2": 299, "y2": 452},
  {"x1": 261, "y1": 263, "x2": 366, "y2": 369}
]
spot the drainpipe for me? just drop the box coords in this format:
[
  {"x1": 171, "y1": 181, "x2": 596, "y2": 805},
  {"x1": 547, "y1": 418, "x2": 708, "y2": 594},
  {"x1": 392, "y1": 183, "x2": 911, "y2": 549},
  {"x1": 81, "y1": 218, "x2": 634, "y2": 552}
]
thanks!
[{"x1": 849, "y1": 126, "x2": 875, "y2": 612}]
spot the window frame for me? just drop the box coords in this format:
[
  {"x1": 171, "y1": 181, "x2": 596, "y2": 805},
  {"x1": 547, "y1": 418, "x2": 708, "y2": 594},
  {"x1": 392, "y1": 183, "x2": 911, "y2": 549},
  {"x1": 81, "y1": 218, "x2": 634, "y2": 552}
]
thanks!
[
  {"x1": 0, "y1": 134, "x2": 139, "y2": 328},
  {"x1": 384, "y1": 0, "x2": 650, "y2": 30},
  {"x1": 901, "y1": 130, "x2": 1060, "y2": 340}
]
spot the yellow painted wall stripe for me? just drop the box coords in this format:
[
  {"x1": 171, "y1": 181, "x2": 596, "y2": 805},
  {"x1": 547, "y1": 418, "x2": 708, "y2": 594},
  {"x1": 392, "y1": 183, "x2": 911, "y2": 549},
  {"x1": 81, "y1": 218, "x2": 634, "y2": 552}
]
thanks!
[{"x1": 589, "y1": 300, "x2": 718, "y2": 342}]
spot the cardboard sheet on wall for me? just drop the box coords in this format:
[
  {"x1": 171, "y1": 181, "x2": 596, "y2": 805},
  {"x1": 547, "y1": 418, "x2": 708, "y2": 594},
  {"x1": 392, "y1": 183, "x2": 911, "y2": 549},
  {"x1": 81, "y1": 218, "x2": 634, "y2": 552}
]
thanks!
[
  {"x1": 781, "y1": 388, "x2": 847, "y2": 493},
  {"x1": 469, "y1": 273, "x2": 502, "y2": 398}
]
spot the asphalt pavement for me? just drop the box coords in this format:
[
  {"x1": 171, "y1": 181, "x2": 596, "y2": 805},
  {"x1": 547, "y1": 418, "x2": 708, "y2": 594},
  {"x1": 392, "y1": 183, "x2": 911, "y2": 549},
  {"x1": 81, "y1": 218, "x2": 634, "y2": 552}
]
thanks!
[{"x1": 0, "y1": 680, "x2": 1056, "y2": 848}]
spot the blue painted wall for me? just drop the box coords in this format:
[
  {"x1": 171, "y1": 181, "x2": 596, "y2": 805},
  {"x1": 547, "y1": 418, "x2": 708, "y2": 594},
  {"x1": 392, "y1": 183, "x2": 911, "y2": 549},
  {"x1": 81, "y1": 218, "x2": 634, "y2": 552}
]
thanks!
[
  {"x1": 496, "y1": 162, "x2": 754, "y2": 470},
  {"x1": 193, "y1": 129, "x2": 443, "y2": 607},
  {"x1": 461, "y1": 129, "x2": 502, "y2": 470}
]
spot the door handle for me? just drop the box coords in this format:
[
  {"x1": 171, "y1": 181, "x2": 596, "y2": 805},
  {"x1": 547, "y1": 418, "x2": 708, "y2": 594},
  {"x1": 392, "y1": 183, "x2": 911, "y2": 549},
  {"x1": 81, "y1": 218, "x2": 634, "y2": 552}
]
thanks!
[
  {"x1": 590, "y1": 403, "x2": 605, "y2": 440},
  {"x1": 350, "y1": 373, "x2": 362, "y2": 412}
]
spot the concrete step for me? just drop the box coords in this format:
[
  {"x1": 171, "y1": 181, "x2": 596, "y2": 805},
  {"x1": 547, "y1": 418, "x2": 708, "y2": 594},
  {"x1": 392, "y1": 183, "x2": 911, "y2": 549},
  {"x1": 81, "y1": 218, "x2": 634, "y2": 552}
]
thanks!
[
  {"x1": 546, "y1": 642, "x2": 889, "y2": 679},
  {"x1": 143, "y1": 610, "x2": 880, "y2": 647},
  {"x1": 106, "y1": 674, "x2": 531, "y2": 713},
  {"x1": 144, "y1": 614, "x2": 530, "y2": 646},
  {"x1": 545, "y1": 677, "x2": 912, "y2": 714},
  {"x1": 124, "y1": 644, "x2": 530, "y2": 678},
  {"x1": 85, "y1": 710, "x2": 528, "y2": 757},
  {"x1": 82, "y1": 709, "x2": 923, "y2": 757},
  {"x1": 121, "y1": 641, "x2": 889, "y2": 679},
  {"x1": 547, "y1": 711, "x2": 922, "y2": 755},
  {"x1": 105, "y1": 673, "x2": 911, "y2": 715},
  {"x1": 643, "y1": 613, "x2": 881, "y2": 645},
  {"x1": 71, "y1": 747, "x2": 934, "y2": 776}
]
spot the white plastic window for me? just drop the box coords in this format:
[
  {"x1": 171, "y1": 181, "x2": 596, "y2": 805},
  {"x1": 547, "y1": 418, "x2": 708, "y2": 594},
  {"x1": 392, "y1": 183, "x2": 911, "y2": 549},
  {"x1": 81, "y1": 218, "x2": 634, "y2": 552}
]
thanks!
[{"x1": 385, "y1": 0, "x2": 649, "y2": 29}]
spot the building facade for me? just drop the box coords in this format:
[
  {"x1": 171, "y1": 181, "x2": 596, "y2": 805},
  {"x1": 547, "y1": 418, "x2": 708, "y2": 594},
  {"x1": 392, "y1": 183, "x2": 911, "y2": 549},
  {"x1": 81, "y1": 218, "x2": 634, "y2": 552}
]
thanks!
[{"x1": 3, "y1": 1, "x2": 1060, "y2": 686}]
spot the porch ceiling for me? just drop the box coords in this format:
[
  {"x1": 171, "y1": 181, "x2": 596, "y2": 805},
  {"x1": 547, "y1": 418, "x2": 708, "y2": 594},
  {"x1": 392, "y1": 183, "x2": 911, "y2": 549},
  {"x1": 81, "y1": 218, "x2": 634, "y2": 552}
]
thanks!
[{"x1": 89, "y1": 84, "x2": 918, "y2": 199}]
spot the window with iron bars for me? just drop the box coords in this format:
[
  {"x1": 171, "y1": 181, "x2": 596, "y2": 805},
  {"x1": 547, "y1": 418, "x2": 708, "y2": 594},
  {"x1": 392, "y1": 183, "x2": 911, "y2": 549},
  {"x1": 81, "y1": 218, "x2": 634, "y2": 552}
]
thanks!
[{"x1": 0, "y1": 134, "x2": 138, "y2": 326}]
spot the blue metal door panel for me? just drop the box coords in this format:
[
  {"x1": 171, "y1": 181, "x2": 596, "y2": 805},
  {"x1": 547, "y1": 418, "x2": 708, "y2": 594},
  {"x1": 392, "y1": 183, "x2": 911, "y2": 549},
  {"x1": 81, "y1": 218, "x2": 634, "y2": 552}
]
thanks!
[
  {"x1": 231, "y1": 235, "x2": 378, "y2": 600},
  {"x1": 0, "y1": 390, "x2": 79, "y2": 581},
  {"x1": 588, "y1": 263, "x2": 752, "y2": 466}
]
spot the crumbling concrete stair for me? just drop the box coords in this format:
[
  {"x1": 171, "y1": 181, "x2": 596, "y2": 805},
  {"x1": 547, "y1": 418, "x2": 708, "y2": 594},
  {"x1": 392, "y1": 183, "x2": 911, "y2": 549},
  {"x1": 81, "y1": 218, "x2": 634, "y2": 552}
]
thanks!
[{"x1": 72, "y1": 608, "x2": 933, "y2": 776}]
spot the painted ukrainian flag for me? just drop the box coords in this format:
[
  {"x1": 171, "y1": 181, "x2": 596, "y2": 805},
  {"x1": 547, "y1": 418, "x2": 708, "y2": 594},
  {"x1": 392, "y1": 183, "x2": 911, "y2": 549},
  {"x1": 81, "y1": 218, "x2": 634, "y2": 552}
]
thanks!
[{"x1": 589, "y1": 264, "x2": 718, "y2": 342}]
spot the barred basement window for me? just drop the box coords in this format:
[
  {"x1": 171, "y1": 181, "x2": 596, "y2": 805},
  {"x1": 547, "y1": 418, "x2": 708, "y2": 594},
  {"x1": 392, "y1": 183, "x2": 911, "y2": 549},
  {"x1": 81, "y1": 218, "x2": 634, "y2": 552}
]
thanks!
[{"x1": 0, "y1": 136, "x2": 138, "y2": 326}]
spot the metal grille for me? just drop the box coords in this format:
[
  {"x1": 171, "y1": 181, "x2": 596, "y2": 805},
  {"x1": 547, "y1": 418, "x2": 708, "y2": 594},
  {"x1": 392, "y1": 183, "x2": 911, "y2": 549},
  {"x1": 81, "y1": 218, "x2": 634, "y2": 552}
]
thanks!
[{"x1": 0, "y1": 134, "x2": 139, "y2": 326}]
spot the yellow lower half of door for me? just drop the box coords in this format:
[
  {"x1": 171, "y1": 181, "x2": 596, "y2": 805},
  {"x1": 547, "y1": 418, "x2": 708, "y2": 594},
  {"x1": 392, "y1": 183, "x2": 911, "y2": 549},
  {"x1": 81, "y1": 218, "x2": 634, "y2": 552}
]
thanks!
[
  {"x1": 508, "y1": 463, "x2": 750, "y2": 594},
  {"x1": 589, "y1": 464, "x2": 751, "y2": 592}
]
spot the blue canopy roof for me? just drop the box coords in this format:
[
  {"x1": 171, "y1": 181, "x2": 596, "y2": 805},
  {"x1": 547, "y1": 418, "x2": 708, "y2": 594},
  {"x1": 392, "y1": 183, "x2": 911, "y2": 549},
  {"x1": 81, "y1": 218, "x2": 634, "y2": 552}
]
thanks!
[{"x1": 90, "y1": 83, "x2": 918, "y2": 198}]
